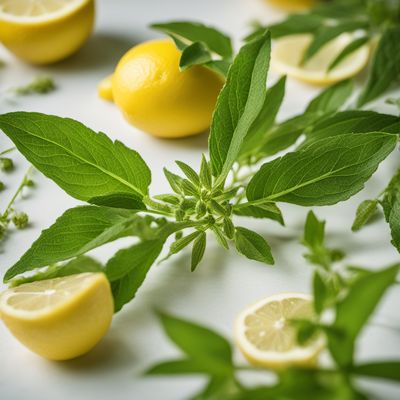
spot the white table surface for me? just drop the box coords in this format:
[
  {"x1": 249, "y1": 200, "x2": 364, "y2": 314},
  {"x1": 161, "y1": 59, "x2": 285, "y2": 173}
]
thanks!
[{"x1": 1, "y1": 1, "x2": 400, "y2": 399}]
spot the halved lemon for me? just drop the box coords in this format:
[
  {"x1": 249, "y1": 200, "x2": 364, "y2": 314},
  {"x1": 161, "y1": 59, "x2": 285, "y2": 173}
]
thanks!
[
  {"x1": 271, "y1": 33, "x2": 370, "y2": 85},
  {"x1": 0, "y1": 0, "x2": 95, "y2": 64},
  {"x1": 0, "y1": 273, "x2": 113, "y2": 360},
  {"x1": 235, "y1": 293, "x2": 325, "y2": 369}
]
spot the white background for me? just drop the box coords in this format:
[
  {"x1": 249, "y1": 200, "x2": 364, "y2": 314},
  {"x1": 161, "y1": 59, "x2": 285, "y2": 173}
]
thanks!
[{"x1": 1, "y1": 0, "x2": 400, "y2": 399}]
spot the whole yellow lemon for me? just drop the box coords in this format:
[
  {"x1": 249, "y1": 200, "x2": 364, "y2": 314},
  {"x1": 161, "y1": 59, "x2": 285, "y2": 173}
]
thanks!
[
  {"x1": 0, "y1": 0, "x2": 95, "y2": 65},
  {"x1": 110, "y1": 39, "x2": 224, "y2": 138}
]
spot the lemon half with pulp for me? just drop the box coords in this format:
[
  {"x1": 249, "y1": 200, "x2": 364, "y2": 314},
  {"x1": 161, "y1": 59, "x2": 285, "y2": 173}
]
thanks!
[
  {"x1": 0, "y1": 273, "x2": 113, "y2": 360},
  {"x1": 0, "y1": 0, "x2": 95, "y2": 64},
  {"x1": 235, "y1": 293, "x2": 325, "y2": 369},
  {"x1": 272, "y1": 33, "x2": 370, "y2": 85}
]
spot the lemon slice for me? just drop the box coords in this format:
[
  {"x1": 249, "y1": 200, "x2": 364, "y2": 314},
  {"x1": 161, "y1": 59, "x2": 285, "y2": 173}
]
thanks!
[
  {"x1": 0, "y1": 273, "x2": 113, "y2": 360},
  {"x1": 271, "y1": 34, "x2": 370, "y2": 85},
  {"x1": 235, "y1": 293, "x2": 325, "y2": 369},
  {"x1": 0, "y1": 0, "x2": 94, "y2": 64}
]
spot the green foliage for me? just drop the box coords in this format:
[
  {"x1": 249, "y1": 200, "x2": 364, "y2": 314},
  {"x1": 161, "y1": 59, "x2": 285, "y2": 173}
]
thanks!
[
  {"x1": 150, "y1": 21, "x2": 232, "y2": 75},
  {"x1": 358, "y1": 27, "x2": 400, "y2": 106},
  {"x1": 106, "y1": 239, "x2": 165, "y2": 311},
  {"x1": 0, "y1": 113, "x2": 151, "y2": 210},
  {"x1": 209, "y1": 31, "x2": 271, "y2": 182},
  {"x1": 247, "y1": 133, "x2": 396, "y2": 206},
  {"x1": 352, "y1": 199, "x2": 379, "y2": 231},
  {"x1": 13, "y1": 76, "x2": 55, "y2": 95},
  {"x1": 234, "y1": 227, "x2": 274, "y2": 264}
]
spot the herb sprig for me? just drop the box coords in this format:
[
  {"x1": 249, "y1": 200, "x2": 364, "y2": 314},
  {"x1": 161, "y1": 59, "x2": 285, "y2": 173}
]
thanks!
[
  {"x1": 0, "y1": 26, "x2": 399, "y2": 313},
  {"x1": 247, "y1": 0, "x2": 400, "y2": 107},
  {"x1": 147, "y1": 212, "x2": 400, "y2": 399}
]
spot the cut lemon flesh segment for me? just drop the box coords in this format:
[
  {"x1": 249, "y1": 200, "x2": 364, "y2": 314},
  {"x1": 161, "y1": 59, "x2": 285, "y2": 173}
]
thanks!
[
  {"x1": 235, "y1": 293, "x2": 325, "y2": 369},
  {"x1": 0, "y1": 273, "x2": 113, "y2": 360},
  {"x1": 271, "y1": 34, "x2": 370, "y2": 85},
  {"x1": 0, "y1": 0, "x2": 94, "y2": 64},
  {"x1": 0, "y1": 0, "x2": 86, "y2": 21}
]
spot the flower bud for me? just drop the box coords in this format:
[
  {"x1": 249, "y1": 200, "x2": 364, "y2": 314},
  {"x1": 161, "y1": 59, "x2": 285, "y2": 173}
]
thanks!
[{"x1": 12, "y1": 212, "x2": 29, "y2": 229}]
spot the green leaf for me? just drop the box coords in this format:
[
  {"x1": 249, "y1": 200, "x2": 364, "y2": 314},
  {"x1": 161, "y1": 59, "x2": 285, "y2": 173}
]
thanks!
[
  {"x1": 0, "y1": 112, "x2": 151, "y2": 209},
  {"x1": 146, "y1": 358, "x2": 214, "y2": 375},
  {"x1": 209, "y1": 31, "x2": 271, "y2": 181},
  {"x1": 382, "y1": 170, "x2": 400, "y2": 252},
  {"x1": 180, "y1": 42, "x2": 213, "y2": 70},
  {"x1": 302, "y1": 211, "x2": 341, "y2": 270},
  {"x1": 266, "y1": 14, "x2": 323, "y2": 39},
  {"x1": 247, "y1": 132, "x2": 397, "y2": 206},
  {"x1": 351, "y1": 361, "x2": 400, "y2": 382},
  {"x1": 358, "y1": 27, "x2": 400, "y2": 107},
  {"x1": 305, "y1": 79, "x2": 354, "y2": 115},
  {"x1": 199, "y1": 154, "x2": 212, "y2": 189},
  {"x1": 158, "y1": 312, "x2": 233, "y2": 376},
  {"x1": 234, "y1": 227, "x2": 274, "y2": 265},
  {"x1": 328, "y1": 264, "x2": 399, "y2": 366},
  {"x1": 150, "y1": 21, "x2": 233, "y2": 59},
  {"x1": 106, "y1": 239, "x2": 164, "y2": 312},
  {"x1": 259, "y1": 113, "x2": 316, "y2": 158},
  {"x1": 9, "y1": 256, "x2": 103, "y2": 287},
  {"x1": 233, "y1": 201, "x2": 284, "y2": 225},
  {"x1": 352, "y1": 199, "x2": 379, "y2": 232},
  {"x1": 303, "y1": 210, "x2": 325, "y2": 249},
  {"x1": 302, "y1": 21, "x2": 368, "y2": 63},
  {"x1": 191, "y1": 377, "x2": 239, "y2": 400},
  {"x1": 328, "y1": 37, "x2": 369, "y2": 72},
  {"x1": 313, "y1": 271, "x2": 328, "y2": 314},
  {"x1": 305, "y1": 110, "x2": 400, "y2": 145},
  {"x1": 164, "y1": 167, "x2": 185, "y2": 194},
  {"x1": 176, "y1": 161, "x2": 200, "y2": 186},
  {"x1": 3, "y1": 206, "x2": 142, "y2": 282},
  {"x1": 211, "y1": 225, "x2": 229, "y2": 250},
  {"x1": 240, "y1": 76, "x2": 286, "y2": 157},
  {"x1": 170, "y1": 231, "x2": 202, "y2": 255},
  {"x1": 191, "y1": 232, "x2": 206, "y2": 271}
]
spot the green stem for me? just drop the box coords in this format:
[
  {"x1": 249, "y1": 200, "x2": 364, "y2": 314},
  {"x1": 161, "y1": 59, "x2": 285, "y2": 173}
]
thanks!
[
  {"x1": 3, "y1": 166, "x2": 33, "y2": 218},
  {"x1": 0, "y1": 147, "x2": 16, "y2": 156}
]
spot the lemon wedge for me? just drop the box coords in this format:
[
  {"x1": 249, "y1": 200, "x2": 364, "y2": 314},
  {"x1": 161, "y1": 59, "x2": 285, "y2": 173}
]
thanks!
[
  {"x1": 0, "y1": 273, "x2": 113, "y2": 360},
  {"x1": 235, "y1": 293, "x2": 324, "y2": 369},
  {"x1": 0, "y1": 0, "x2": 95, "y2": 64},
  {"x1": 271, "y1": 33, "x2": 370, "y2": 85}
]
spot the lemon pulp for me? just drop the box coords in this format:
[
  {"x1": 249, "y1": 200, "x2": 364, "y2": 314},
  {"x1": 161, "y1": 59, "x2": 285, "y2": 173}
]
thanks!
[
  {"x1": 0, "y1": 0, "x2": 95, "y2": 64},
  {"x1": 0, "y1": 273, "x2": 113, "y2": 360}
]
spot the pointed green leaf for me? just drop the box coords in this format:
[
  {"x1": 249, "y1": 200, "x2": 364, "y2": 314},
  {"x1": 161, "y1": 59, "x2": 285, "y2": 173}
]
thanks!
[
  {"x1": 191, "y1": 232, "x2": 206, "y2": 271},
  {"x1": 328, "y1": 37, "x2": 369, "y2": 72},
  {"x1": 247, "y1": 133, "x2": 397, "y2": 206},
  {"x1": 358, "y1": 27, "x2": 400, "y2": 106},
  {"x1": 0, "y1": 112, "x2": 151, "y2": 209},
  {"x1": 328, "y1": 264, "x2": 399, "y2": 366},
  {"x1": 106, "y1": 239, "x2": 164, "y2": 312},
  {"x1": 158, "y1": 312, "x2": 233, "y2": 376},
  {"x1": 233, "y1": 201, "x2": 284, "y2": 225},
  {"x1": 151, "y1": 21, "x2": 233, "y2": 59},
  {"x1": 352, "y1": 199, "x2": 379, "y2": 232},
  {"x1": 3, "y1": 206, "x2": 142, "y2": 282},
  {"x1": 209, "y1": 31, "x2": 271, "y2": 181},
  {"x1": 234, "y1": 227, "x2": 274, "y2": 265}
]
